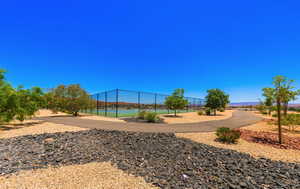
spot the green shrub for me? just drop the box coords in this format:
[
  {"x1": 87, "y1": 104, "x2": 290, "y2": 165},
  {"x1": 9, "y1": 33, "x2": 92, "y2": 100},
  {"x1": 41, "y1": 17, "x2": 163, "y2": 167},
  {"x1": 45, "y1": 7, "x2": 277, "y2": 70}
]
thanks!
[
  {"x1": 137, "y1": 111, "x2": 147, "y2": 119},
  {"x1": 261, "y1": 111, "x2": 268, "y2": 115},
  {"x1": 205, "y1": 109, "x2": 211, "y2": 116},
  {"x1": 272, "y1": 113, "x2": 278, "y2": 117},
  {"x1": 216, "y1": 127, "x2": 240, "y2": 144},
  {"x1": 197, "y1": 110, "x2": 204, "y2": 116},
  {"x1": 219, "y1": 108, "x2": 225, "y2": 112},
  {"x1": 144, "y1": 112, "x2": 160, "y2": 123}
]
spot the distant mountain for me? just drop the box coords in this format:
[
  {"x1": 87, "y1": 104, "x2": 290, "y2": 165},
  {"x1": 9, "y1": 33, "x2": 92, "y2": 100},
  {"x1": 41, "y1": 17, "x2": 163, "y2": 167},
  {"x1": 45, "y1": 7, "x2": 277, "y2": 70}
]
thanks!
[
  {"x1": 230, "y1": 102, "x2": 259, "y2": 107},
  {"x1": 230, "y1": 102, "x2": 300, "y2": 107}
]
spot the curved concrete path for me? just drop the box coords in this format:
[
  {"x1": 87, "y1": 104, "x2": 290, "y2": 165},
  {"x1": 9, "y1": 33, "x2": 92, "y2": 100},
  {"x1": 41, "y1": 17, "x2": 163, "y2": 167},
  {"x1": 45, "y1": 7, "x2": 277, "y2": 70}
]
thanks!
[{"x1": 35, "y1": 111, "x2": 263, "y2": 133}]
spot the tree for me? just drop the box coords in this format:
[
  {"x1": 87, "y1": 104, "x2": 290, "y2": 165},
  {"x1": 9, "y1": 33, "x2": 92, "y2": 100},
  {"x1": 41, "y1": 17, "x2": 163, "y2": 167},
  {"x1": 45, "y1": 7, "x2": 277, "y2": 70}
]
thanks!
[
  {"x1": 282, "y1": 90, "x2": 300, "y2": 117},
  {"x1": 270, "y1": 76, "x2": 299, "y2": 144},
  {"x1": 262, "y1": 88, "x2": 275, "y2": 115},
  {"x1": 165, "y1": 89, "x2": 188, "y2": 116},
  {"x1": 205, "y1": 89, "x2": 230, "y2": 116},
  {"x1": 0, "y1": 69, "x2": 44, "y2": 123},
  {"x1": 47, "y1": 84, "x2": 91, "y2": 116}
]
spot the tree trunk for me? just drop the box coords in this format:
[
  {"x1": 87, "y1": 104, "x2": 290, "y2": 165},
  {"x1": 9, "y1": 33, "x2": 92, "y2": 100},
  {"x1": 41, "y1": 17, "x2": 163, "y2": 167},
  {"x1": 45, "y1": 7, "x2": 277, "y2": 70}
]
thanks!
[
  {"x1": 214, "y1": 109, "x2": 217, "y2": 116},
  {"x1": 174, "y1": 110, "x2": 177, "y2": 117},
  {"x1": 74, "y1": 111, "x2": 79, "y2": 117},
  {"x1": 277, "y1": 99, "x2": 283, "y2": 144},
  {"x1": 283, "y1": 102, "x2": 288, "y2": 117}
]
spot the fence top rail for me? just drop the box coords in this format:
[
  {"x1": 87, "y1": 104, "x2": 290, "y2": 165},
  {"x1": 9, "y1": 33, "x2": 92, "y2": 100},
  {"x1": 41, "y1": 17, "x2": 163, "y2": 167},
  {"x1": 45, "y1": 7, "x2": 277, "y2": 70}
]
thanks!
[{"x1": 91, "y1": 88, "x2": 204, "y2": 101}]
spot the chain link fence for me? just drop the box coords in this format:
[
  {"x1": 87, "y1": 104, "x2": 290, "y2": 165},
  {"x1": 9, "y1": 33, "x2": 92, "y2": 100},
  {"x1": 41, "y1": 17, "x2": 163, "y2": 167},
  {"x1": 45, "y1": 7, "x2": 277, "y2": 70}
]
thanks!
[{"x1": 82, "y1": 89, "x2": 204, "y2": 117}]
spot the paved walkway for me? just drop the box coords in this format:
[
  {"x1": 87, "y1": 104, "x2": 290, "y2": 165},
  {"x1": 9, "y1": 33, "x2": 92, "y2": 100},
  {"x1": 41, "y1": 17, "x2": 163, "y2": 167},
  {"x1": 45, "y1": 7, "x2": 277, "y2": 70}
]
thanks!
[{"x1": 36, "y1": 111, "x2": 263, "y2": 133}]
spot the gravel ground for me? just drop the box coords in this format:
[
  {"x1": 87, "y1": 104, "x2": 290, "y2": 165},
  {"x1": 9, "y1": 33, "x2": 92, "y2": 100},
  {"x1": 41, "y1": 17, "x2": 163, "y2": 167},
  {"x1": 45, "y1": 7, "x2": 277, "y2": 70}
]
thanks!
[
  {"x1": 0, "y1": 162, "x2": 157, "y2": 189},
  {"x1": 177, "y1": 132, "x2": 300, "y2": 163},
  {"x1": 1, "y1": 129, "x2": 299, "y2": 188},
  {"x1": 159, "y1": 110, "x2": 234, "y2": 124},
  {"x1": 0, "y1": 122, "x2": 87, "y2": 139}
]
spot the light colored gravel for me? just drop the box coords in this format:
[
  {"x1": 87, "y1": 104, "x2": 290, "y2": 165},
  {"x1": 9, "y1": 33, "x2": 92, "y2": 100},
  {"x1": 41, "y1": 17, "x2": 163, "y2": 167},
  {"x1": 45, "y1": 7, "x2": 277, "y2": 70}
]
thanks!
[
  {"x1": 244, "y1": 117, "x2": 300, "y2": 138},
  {"x1": 176, "y1": 132, "x2": 300, "y2": 163},
  {"x1": 35, "y1": 109, "x2": 68, "y2": 117},
  {"x1": 160, "y1": 110, "x2": 234, "y2": 124},
  {"x1": 0, "y1": 122, "x2": 87, "y2": 139},
  {"x1": 79, "y1": 115, "x2": 126, "y2": 123},
  {"x1": 0, "y1": 162, "x2": 158, "y2": 189}
]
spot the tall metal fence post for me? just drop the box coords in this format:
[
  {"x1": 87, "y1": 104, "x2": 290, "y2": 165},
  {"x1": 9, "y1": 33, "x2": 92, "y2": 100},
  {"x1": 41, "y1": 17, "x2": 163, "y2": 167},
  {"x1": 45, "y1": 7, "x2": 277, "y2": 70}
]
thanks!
[
  {"x1": 116, "y1": 89, "x2": 119, "y2": 118},
  {"x1": 138, "y1": 92, "x2": 141, "y2": 112},
  {"x1": 96, "y1": 94, "x2": 99, "y2": 115},
  {"x1": 154, "y1": 93, "x2": 157, "y2": 112},
  {"x1": 105, "y1": 92, "x2": 107, "y2": 117}
]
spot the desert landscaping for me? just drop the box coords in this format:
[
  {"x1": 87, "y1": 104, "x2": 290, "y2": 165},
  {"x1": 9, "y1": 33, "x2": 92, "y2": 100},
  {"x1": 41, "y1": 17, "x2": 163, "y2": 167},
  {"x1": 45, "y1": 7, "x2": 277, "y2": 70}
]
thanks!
[{"x1": 1, "y1": 107, "x2": 300, "y2": 188}]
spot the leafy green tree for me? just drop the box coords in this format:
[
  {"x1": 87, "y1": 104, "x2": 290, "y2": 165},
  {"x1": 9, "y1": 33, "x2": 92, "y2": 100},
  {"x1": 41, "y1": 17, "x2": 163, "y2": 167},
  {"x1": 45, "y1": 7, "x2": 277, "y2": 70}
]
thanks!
[
  {"x1": 0, "y1": 69, "x2": 44, "y2": 123},
  {"x1": 262, "y1": 88, "x2": 275, "y2": 115},
  {"x1": 270, "y1": 76, "x2": 299, "y2": 144},
  {"x1": 48, "y1": 84, "x2": 91, "y2": 116},
  {"x1": 205, "y1": 89, "x2": 230, "y2": 116},
  {"x1": 165, "y1": 89, "x2": 188, "y2": 116}
]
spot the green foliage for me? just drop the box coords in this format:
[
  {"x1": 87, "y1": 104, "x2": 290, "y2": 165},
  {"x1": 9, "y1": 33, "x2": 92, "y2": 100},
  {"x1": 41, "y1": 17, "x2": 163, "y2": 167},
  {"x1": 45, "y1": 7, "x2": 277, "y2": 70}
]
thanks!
[
  {"x1": 216, "y1": 127, "x2": 241, "y2": 144},
  {"x1": 144, "y1": 112, "x2": 160, "y2": 123},
  {"x1": 205, "y1": 89, "x2": 229, "y2": 116},
  {"x1": 0, "y1": 69, "x2": 44, "y2": 123},
  {"x1": 268, "y1": 75, "x2": 300, "y2": 143},
  {"x1": 165, "y1": 89, "x2": 188, "y2": 116},
  {"x1": 281, "y1": 114, "x2": 300, "y2": 131},
  {"x1": 137, "y1": 111, "x2": 147, "y2": 119},
  {"x1": 47, "y1": 84, "x2": 90, "y2": 116},
  {"x1": 197, "y1": 110, "x2": 204, "y2": 116},
  {"x1": 205, "y1": 108, "x2": 211, "y2": 116}
]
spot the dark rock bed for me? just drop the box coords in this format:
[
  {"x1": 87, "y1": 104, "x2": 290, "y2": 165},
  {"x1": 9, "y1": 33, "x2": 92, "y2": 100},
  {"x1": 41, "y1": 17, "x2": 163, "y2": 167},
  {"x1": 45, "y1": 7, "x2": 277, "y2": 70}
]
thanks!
[{"x1": 0, "y1": 129, "x2": 299, "y2": 188}]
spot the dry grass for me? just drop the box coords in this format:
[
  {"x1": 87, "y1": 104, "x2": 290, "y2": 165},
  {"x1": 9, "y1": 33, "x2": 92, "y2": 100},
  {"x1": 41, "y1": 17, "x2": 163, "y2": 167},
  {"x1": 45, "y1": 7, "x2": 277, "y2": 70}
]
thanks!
[
  {"x1": 0, "y1": 162, "x2": 158, "y2": 189},
  {"x1": 176, "y1": 132, "x2": 300, "y2": 163},
  {"x1": 160, "y1": 110, "x2": 234, "y2": 124}
]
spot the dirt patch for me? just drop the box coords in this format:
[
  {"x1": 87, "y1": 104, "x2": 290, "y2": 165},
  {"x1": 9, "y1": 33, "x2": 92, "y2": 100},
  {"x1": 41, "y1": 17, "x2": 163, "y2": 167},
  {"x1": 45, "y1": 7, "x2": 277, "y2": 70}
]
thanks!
[
  {"x1": 238, "y1": 129, "x2": 300, "y2": 151},
  {"x1": 0, "y1": 162, "x2": 157, "y2": 189},
  {"x1": 159, "y1": 110, "x2": 234, "y2": 124}
]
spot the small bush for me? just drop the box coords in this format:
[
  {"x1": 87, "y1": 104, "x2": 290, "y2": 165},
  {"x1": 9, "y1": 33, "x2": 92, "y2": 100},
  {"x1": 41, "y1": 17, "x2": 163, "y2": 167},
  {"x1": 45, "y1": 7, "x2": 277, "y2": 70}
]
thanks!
[
  {"x1": 219, "y1": 108, "x2": 225, "y2": 112},
  {"x1": 137, "y1": 111, "x2": 147, "y2": 119},
  {"x1": 216, "y1": 127, "x2": 240, "y2": 144},
  {"x1": 261, "y1": 111, "x2": 268, "y2": 115},
  {"x1": 197, "y1": 110, "x2": 204, "y2": 116},
  {"x1": 272, "y1": 113, "x2": 278, "y2": 117},
  {"x1": 144, "y1": 112, "x2": 160, "y2": 123},
  {"x1": 205, "y1": 109, "x2": 211, "y2": 116}
]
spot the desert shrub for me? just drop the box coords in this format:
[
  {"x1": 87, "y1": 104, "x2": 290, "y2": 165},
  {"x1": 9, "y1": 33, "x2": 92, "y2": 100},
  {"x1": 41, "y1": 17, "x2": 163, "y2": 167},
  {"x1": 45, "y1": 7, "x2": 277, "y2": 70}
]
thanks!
[
  {"x1": 261, "y1": 111, "x2": 268, "y2": 115},
  {"x1": 137, "y1": 111, "x2": 147, "y2": 119},
  {"x1": 216, "y1": 127, "x2": 240, "y2": 144},
  {"x1": 282, "y1": 114, "x2": 300, "y2": 131},
  {"x1": 272, "y1": 113, "x2": 278, "y2": 117},
  {"x1": 144, "y1": 112, "x2": 160, "y2": 123},
  {"x1": 197, "y1": 110, "x2": 204, "y2": 116},
  {"x1": 205, "y1": 108, "x2": 211, "y2": 116},
  {"x1": 219, "y1": 108, "x2": 225, "y2": 112}
]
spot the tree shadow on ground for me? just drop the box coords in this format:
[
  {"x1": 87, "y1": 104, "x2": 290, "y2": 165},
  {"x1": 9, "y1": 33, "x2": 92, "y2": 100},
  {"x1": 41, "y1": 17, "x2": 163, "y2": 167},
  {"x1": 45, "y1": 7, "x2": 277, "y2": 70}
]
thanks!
[{"x1": 0, "y1": 129, "x2": 299, "y2": 188}]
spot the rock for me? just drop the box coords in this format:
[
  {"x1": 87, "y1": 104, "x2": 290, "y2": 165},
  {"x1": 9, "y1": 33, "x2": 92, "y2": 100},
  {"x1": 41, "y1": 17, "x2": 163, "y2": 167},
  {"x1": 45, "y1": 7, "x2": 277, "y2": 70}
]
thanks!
[{"x1": 0, "y1": 129, "x2": 299, "y2": 188}]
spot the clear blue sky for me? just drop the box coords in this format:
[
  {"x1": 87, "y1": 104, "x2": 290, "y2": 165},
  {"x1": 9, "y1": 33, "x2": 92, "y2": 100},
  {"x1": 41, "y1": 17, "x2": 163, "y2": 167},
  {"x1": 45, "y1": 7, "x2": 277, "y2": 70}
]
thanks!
[{"x1": 1, "y1": 0, "x2": 300, "y2": 102}]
